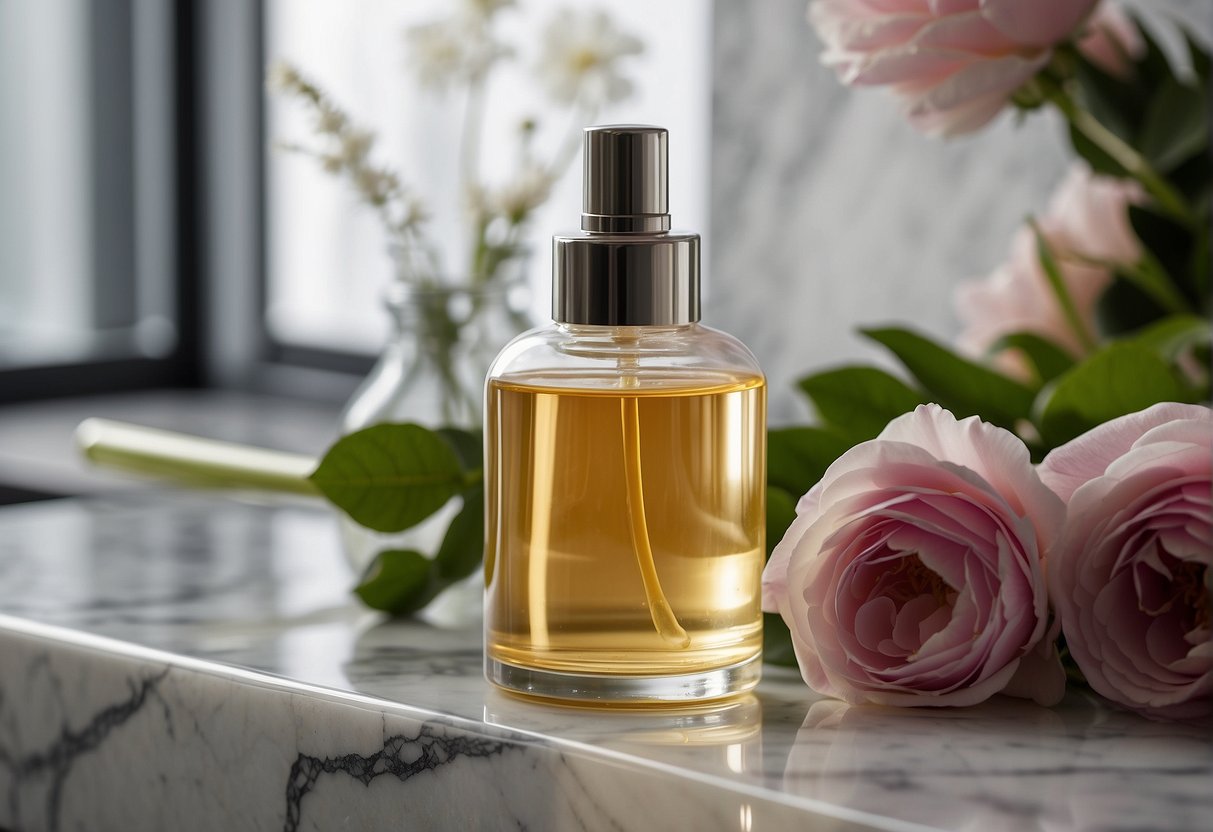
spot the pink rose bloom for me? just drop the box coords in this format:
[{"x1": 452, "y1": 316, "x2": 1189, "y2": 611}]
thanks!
[
  {"x1": 808, "y1": 0, "x2": 1101, "y2": 136},
  {"x1": 1076, "y1": 3, "x2": 1144, "y2": 79},
  {"x1": 955, "y1": 166, "x2": 1142, "y2": 378},
  {"x1": 1040, "y1": 403, "x2": 1212, "y2": 720},
  {"x1": 764, "y1": 404, "x2": 1066, "y2": 707}
]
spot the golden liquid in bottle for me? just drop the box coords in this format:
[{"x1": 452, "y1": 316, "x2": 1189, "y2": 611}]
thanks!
[{"x1": 485, "y1": 371, "x2": 766, "y2": 688}]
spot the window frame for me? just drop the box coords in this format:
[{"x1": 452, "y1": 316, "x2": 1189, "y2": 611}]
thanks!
[
  {"x1": 0, "y1": 0, "x2": 202, "y2": 405},
  {"x1": 195, "y1": 0, "x2": 371, "y2": 405}
]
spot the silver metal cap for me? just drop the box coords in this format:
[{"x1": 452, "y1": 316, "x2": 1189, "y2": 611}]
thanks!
[
  {"x1": 553, "y1": 125, "x2": 700, "y2": 326},
  {"x1": 582, "y1": 125, "x2": 669, "y2": 233}
]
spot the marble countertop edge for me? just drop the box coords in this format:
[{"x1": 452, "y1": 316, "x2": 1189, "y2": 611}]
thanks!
[{"x1": 0, "y1": 612, "x2": 939, "y2": 832}]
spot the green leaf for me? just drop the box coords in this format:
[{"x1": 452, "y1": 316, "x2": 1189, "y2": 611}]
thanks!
[
  {"x1": 989, "y1": 333, "x2": 1076, "y2": 386},
  {"x1": 1191, "y1": 225, "x2": 1211, "y2": 303},
  {"x1": 1129, "y1": 205, "x2": 1198, "y2": 305},
  {"x1": 796, "y1": 365, "x2": 924, "y2": 442},
  {"x1": 766, "y1": 485, "x2": 798, "y2": 558},
  {"x1": 1073, "y1": 54, "x2": 1140, "y2": 142},
  {"x1": 860, "y1": 327, "x2": 1037, "y2": 428},
  {"x1": 767, "y1": 427, "x2": 853, "y2": 498},
  {"x1": 435, "y1": 486, "x2": 485, "y2": 581},
  {"x1": 763, "y1": 613, "x2": 799, "y2": 668},
  {"x1": 1186, "y1": 31, "x2": 1211, "y2": 88},
  {"x1": 1096, "y1": 274, "x2": 1169, "y2": 336},
  {"x1": 355, "y1": 549, "x2": 439, "y2": 615},
  {"x1": 762, "y1": 486, "x2": 800, "y2": 667},
  {"x1": 1037, "y1": 342, "x2": 1193, "y2": 447},
  {"x1": 436, "y1": 427, "x2": 483, "y2": 472},
  {"x1": 1132, "y1": 13, "x2": 1176, "y2": 89},
  {"x1": 1131, "y1": 314, "x2": 1212, "y2": 360},
  {"x1": 1031, "y1": 222, "x2": 1096, "y2": 353},
  {"x1": 1138, "y1": 77, "x2": 1208, "y2": 173},
  {"x1": 1068, "y1": 122, "x2": 1128, "y2": 177},
  {"x1": 310, "y1": 423, "x2": 464, "y2": 533}
]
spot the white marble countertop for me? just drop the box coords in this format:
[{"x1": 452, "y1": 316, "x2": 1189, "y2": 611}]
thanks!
[{"x1": 0, "y1": 495, "x2": 1208, "y2": 831}]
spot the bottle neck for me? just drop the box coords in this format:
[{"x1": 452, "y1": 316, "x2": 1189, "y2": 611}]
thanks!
[{"x1": 558, "y1": 322, "x2": 695, "y2": 338}]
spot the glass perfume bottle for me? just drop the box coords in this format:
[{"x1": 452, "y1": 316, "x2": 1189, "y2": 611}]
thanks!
[{"x1": 484, "y1": 125, "x2": 766, "y2": 703}]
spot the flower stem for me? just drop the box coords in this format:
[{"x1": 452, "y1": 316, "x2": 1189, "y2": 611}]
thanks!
[
  {"x1": 547, "y1": 100, "x2": 598, "y2": 180},
  {"x1": 460, "y1": 77, "x2": 487, "y2": 191},
  {"x1": 1045, "y1": 81, "x2": 1197, "y2": 230},
  {"x1": 1030, "y1": 220, "x2": 1098, "y2": 354},
  {"x1": 461, "y1": 77, "x2": 488, "y2": 283},
  {"x1": 1062, "y1": 251, "x2": 1193, "y2": 315}
]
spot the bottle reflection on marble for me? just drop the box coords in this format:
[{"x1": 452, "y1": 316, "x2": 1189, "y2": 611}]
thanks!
[{"x1": 484, "y1": 689, "x2": 764, "y2": 773}]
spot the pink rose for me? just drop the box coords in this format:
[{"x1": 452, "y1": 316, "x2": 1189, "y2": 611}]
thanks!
[
  {"x1": 764, "y1": 404, "x2": 1066, "y2": 707},
  {"x1": 1040, "y1": 403, "x2": 1212, "y2": 720},
  {"x1": 1076, "y1": 3, "x2": 1144, "y2": 79},
  {"x1": 808, "y1": 0, "x2": 1101, "y2": 136},
  {"x1": 955, "y1": 166, "x2": 1142, "y2": 378}
]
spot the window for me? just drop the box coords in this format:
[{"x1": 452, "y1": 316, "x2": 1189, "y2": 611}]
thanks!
[
  {"x1": 0, "y1": 0, "x2": 186, "y2": 400},
  {"x1": 262, "y1": 0, "x2": 712, "y2": 356},
  {"x1": 0, "y1": 1, "x2": 713, "y2": 402}
]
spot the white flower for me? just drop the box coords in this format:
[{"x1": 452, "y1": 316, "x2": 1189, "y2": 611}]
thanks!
[
  {"x1": 463, "y1": 183, "x2": 491, "y2": 220},
  {"x1": 319, "y1": 153, "x2": 342, "y2": 174},
  {"x1": 266, "y1": 60, "x2": 303, "y2": 94},
  {"x1": 339, "y1": 129, "x2": 374, "y2": 164},
  {"x1": 314, "y1": 104, "x2": 347, "y2": 134},
  {"x1": 536, "y1": 8, "x2": 643, "y2": 106},
  {"x1": 463, "y1": 0, "x2": 514, "y2": 20},
  {"x1": 490, "y1": 166, "x2": 554, "y2": 220},
  {"x1": 405, "y1": 15, "x2": 508, "y2": 91}
]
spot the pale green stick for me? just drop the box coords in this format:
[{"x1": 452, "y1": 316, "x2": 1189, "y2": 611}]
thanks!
[{"x1": 75, "y1": 418, "x2": 319, "y2": 496}]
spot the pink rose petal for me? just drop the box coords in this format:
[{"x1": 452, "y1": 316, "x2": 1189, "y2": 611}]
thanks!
[{"x1": 764, "y1": 406, "x2": 1060, "y2": 707}]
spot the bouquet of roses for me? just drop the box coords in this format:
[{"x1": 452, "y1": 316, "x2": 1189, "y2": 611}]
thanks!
[{"x1": 761, "y1": 0, "x2": 1211, "y2": 720}]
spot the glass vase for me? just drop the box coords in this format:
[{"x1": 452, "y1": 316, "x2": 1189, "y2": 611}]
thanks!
[
  {"x1": 341, "y1": 263, "x2": 532, "y2": 432},
  {"x1": 338, "y1": 252, "x2": 532, "y2": 622}
]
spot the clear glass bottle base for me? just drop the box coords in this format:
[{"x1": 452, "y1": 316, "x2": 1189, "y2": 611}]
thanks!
[{"x1": 485, "y1": 654, "x2": 762, "y2": 705}]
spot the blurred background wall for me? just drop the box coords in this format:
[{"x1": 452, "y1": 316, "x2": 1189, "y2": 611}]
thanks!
[{"x1": 711, "y1": 0, "x2": 1212, "y2": 422}]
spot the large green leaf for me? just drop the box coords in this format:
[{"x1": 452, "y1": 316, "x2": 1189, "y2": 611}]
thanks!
[
  {"x1": 435, "y1": 486, "x2": 485, "y2": 581},
  {"x1": 767, "y1": 427, "x2": 853, "y2": 498},
  {"x1": 310, "y1": 423, "x2": 465, "y2": 533},
  {"x1": 436, "y1": 427, "x2": 483, "y2": 472},
  {"x1": 1096, "y1": 275, "x2": 1169, "y2": 336},
  {"x1": 1187, "y1": 31, "x2": 1211, "y2": 88},
  {"x1": 1139, "y1": 78, "x2": 1208, "y2": 173},
  {"x1": 1129, "y1": 205, "x2": 1199, "y2": 306},
  {"x1": 797, "y1": 365, "x2": 924, "y2": 442},
  {"x1": 990, "y1": 332, "x2": 1075, "y2": 387},
  {"x1": 762, "y1": 486, "x2": 800, "y2": 668},
  {"x1": 766, "y1": 485, "x2": 798, "y2": 558},
  {"x1": 1131, "y1": 314, "x2": 1212, "y2": 361},
  {"x1": 763, "y1": 612, "x2": 799, "y2": 668},
  {"x1": 1132, "y1": 13, "x2": 1176, "y2": 89},
  {"x1": 355, "y1": 550, "x2": 439, "y2": 615},
  {"x1": 861, "y1": 327, "x2": 1036, "y2": 428},
  {"x1": 1073, "y1": 54, "x2": 1141, "y2": 143},
  {"x1": 1037, "y1": 342, "x2": 1192, "y2": 447}
]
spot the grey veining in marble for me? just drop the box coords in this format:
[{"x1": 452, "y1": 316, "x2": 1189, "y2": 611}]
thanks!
[
  {"x1": 0, "y1": 495, "x2": 1210, "y2": 832},
  {"x1": 709, "y1": 0, "x2": 1213, "y2": 422}
]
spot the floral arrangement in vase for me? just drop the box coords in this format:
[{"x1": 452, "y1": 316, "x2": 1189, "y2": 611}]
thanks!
[
  {"x1": 760, "y1": 0, "x2": 1211, "y2": 720},
  {"x1": 268, "y1": 1, "x2": 644, "y2": 427}
]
